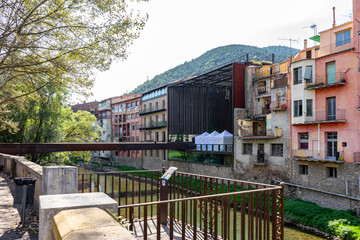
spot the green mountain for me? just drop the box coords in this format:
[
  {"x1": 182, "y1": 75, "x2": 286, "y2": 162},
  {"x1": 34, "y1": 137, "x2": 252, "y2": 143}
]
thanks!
[{"x1": 131, "y1": 44, "x2": 298, "y2": 94}]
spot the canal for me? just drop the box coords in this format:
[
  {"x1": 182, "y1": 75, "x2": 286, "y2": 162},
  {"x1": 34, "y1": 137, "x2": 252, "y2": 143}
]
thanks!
[{"x1": 78, "y1": 167, "x2": 325, "y2": 240}]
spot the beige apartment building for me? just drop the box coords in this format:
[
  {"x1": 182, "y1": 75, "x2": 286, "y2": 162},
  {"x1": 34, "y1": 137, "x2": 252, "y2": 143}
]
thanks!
[{"x1": 140, "y1": 85, "x2": 168, "y2": 168}]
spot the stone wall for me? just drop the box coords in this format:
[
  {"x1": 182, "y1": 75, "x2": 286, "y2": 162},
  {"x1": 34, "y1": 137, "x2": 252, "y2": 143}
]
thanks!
[
  {"x1": 288, "y1": 159, "x2": 360, "y2": 210},
  {"x1": 0, "y1": 154, "x2": 43, "y2": 208},
  {"x1": 168, "y1": 160, "x2": 234, "y2": 179}
]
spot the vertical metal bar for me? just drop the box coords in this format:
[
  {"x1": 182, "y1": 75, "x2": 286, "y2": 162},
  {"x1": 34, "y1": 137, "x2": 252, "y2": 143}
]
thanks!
[
  {"x1": 177, "y1": 173, "x2": 180, "y2": 220},
  {"x1": 185, "y1": 174, "x2": 188, "y2": 225},
  {"x1": 157, "y1": 203, "x2": 161, "y2": 240},
  {"x1": 255, "y1": 186, "x2": 259, "y2": 240},
  {"x1": 199, "y1": 176, "x2": 203, "y2": 230},
  {"x1": 241, "y1": 192, "x2": 245, "y2": 240},
  {"x1": 182, "y1": 200, "x2": 186, "y2": 240},
  {"x1": 89, "y1": 174, "x2": 92, "y2": 192},
  {"x1": 280, "y1": 184, "x2": 285, "y2": 240},
  {"x1": 227, "y1": 180, "x2": 231, "y2": 237},
  {"x1": 170, "y1": 202, "x2": 174, "y2": 240},
  {"x1": 189, "y1": 175, "x2": 192, "y2": 226},
  {"x1": 156, "y1": 172, "x2": 160, "y2": 202},
  {"x1": 104, "y1": 173, "x2": 107, "y2": 194},
  {"x1": 250, "y1": 192, "x2": 254, "y2": 240},
  {"x1": 125, "y1": 173, "x2": 128, "y2": 217},
  {"x1": 209, "y1": 178, "x2": 213, "y2": 236},
  {"x1": 132, "y1": 172, "x2": 135, "y2": 205},
  {"x1": 233, "y1": 182, "x2": 237, "y2": 240},
  {"x1": 129, "y1": 207, "x2": 134, "y2": 232},
  {"x1": 259, "y1": 191, "x2": 263, "y2": 240},
  {"x1": 151, "y1": 172, "x2": 154, "y2": 217},
  {"x1": 204, "y1": 198, "x2": 208, "y2": 240},
  {"x1": 81, "y1": 174, "x2": 84, "y2": 193},
  {"x1": 97, "y1": 174, "x2": 100, "y2": 192},
  {"x1": 144, "y1": 205, "x2": 147, "y2": 240},
  {"x1": 214, "y1": 196, "x2": 218, "y2": 240},
  {"x1": 145, "y1": 173, "x2": 147, "y2": 203},
  {"x1": 193, "y1": 199, "x2": 197, "y2": 240},
  {"x1": 266, "y1": 190, "x2": 270, "y2": 240},
  {"x1": 272, "y1": 189, "x2": 278, "y2": 240},
  {"x1": 138, "y1": 173, "x2": 141, "y2": 218},
  {"x1": 112, "y1": 173, "x2": 114, "y2": 199},
  {"x1": 118, "y1": 173, "x2": 121, "y2": 216}
]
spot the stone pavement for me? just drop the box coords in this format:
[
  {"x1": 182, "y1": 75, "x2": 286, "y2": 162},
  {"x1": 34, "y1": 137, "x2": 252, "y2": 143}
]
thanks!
[{"x1": 0, "y1": 172, "x2": 38, "y2": 240}]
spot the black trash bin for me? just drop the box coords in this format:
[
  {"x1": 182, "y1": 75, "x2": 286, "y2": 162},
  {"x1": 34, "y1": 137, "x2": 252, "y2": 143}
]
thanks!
[{"x1": 13, "y1": 177, "x2": 36, "y2": 225}]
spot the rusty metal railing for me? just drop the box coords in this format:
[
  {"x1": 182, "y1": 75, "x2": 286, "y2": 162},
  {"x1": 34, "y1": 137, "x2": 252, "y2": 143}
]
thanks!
[{"x1": 78, "y1": 169, "x2": 284, "y2": 240}]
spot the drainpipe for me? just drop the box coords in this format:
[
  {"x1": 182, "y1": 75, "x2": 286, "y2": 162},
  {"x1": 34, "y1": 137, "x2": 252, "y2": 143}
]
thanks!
[
  {"x1": 345, "y1": 178, "x2": 349, "y2": 196},
  {"x1": 318, "y1": 123, "x2": 320, "y2": 155}
]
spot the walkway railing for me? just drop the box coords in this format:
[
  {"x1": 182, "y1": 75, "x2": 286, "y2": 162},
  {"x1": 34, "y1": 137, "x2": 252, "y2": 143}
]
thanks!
[{"x1": 78, "y1": 169, "x2": 284, "y2": 240}]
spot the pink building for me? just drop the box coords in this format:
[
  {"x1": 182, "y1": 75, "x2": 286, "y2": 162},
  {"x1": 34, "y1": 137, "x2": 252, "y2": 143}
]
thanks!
[
  {"x1": 289, "y1": 0, "x2": 360, "y2": 209},
  {"x1": 111, "y1": 94, "x2": 142, "y2": 159}
]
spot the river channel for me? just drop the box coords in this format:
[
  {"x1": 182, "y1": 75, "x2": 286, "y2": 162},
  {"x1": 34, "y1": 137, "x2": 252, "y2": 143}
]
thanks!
[{"x1": 78, "y1": 167, "x2": 325, "y2": 240}]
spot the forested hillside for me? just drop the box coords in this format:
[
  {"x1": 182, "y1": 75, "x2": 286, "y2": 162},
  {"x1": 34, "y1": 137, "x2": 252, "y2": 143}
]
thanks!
[{"x1": 131, "y1": 44, "x2": 299, "y2": 93}]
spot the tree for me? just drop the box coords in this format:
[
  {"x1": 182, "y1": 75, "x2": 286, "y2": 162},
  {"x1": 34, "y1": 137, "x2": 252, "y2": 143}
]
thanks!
[{"x1": 0, "y1": 0, "x2": 148, "y2": 130}]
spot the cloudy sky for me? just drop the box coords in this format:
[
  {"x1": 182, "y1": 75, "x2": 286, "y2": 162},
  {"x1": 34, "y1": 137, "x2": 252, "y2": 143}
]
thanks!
[{"x1": 78, "y1": 0, "x2": 353, "y2": 103}]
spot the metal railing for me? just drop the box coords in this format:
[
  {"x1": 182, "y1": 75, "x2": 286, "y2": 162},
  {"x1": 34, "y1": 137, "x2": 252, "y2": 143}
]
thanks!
[
  {"x1": 262, "y1": 107, "x2": 271, "y2": 114},
  {"x1": 142, "y1": 121, "x2": 167, "y2": 129},
  {"x1": 314, "y1": 109, "x2": 345, "y2": 122},
  {"x1": 141, "y1": 105, "x2": 167, "y2": 114},
  {"x1": 258, "y1": 86, "x2": 268, "y2": 95},
  {"x1": 305, "y1": 72, "x2": 346, "y2": 89},
  {"x1": 271, "y1": 77, "x2": 287, "y2": 88},
  {"x1": 292, "y1": 149, "x2": 343, "y2": 161},
  {"x1": 78, "y1": 169, "x2": 284, "y2": 240},
  {"x1": 270, "y1": 101, "x2": 287, "y2": 110}
]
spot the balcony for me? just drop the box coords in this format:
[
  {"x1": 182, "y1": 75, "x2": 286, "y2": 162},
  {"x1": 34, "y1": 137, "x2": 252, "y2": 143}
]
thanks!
[
  {"x1": 305, "y1": 72, "x2": 346, "y2": 90},
  {"x1": 140, "y1": 121, "x2": 167, "y2": 130},
  {"x1": 262, "y1": 107, "x2": 271, "y2": 114},
  {"x1": 292, "y1": 149, "x2": 344, "y2": 163},
  {"x1": 271, "y1": 76, "x2": 288, "y2": 89},
  {"x1": 239, "y1": 127, "x2": 281, "y2": 140},
  {"x1": 301, "y1": 109, "x2": 346, "y2": 124},
  {"x1": 257, "y1": 85, "x2": 269, "y2": 95},
  {"x1": 140, "y1": 105, "x2": 166, "y2": 115},
  {"x1": 270, "y1": 101, "x2": 287, "y2": 111}
]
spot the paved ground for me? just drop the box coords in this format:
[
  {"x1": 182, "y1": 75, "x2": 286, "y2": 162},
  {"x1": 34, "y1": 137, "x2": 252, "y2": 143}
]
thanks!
[{"x1": 0, "y1": 172, "x2": 38, "y2": 240}]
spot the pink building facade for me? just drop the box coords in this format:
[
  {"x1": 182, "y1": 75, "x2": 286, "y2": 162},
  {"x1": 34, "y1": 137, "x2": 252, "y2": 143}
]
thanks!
[
  {"x1": 289, "y1": 0, "x2": 360, "y2": 209},
  {"x1": 111, "y1": 94, "x2": 142, "y2": 159}
]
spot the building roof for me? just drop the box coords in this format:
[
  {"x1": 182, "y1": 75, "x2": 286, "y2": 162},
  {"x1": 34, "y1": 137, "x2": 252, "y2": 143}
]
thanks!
[{"x1": 71, "y1": 101, "x2": 98, "y2": 112}]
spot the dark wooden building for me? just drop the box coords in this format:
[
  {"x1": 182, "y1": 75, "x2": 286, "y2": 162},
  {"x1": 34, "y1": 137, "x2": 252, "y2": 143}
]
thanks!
[{"x1": 168, "y1": 62, "x2": 247, "y2": 136}]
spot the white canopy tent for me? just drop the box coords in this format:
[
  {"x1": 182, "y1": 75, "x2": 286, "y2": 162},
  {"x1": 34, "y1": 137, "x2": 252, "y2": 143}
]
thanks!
[
  {"x1": 213, "y1": 130, "x2": 233, "y2": 151},
  {"x1": 195, "y1": 132, "x2": 209, "y2": 150},
  {"x1": 204, "y1": 131, "x2": 219, "y2": 151}
]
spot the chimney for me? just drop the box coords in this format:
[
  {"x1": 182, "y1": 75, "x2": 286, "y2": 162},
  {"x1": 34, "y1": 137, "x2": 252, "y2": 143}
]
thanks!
[
  {"x1": 304, "y1": 39, "x2": 308, "y2": 49},
  {"x1": 333, "y1": 7, "x2": 337, "y2": 28}
]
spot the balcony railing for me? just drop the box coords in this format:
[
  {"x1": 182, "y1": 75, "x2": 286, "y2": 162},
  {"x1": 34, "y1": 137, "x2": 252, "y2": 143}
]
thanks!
[
  {"x1": 305, "y1": 72, "x2": 346, "y2": 90},
  {"x1": 270, "y1": 101, "x2": 287, "y2": 111},
  {"x1": 257, "y1": 86, "x2": 268, "y2": 95},
  {"x1": 313, "y1": 109, "x2": 346, "y2": 122},
  {"x1": 141, "y1": 121, "x2": 167, "y2": 129},
  {"x1": 292, "y1": 149, "x2": 344, "y2": 162},
  {"x1": 262, "y1": 107, "x2": 271, "y2": 114},
  {"x1": 271, "y1": 77, "x2": 287, "y2": 88},
  {"x1": 140, "y1": 105, "x2": 166, "y2": 115}
]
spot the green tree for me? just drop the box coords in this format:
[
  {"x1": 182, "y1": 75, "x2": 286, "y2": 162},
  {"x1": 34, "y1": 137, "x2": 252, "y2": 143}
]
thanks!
[{"x1": 0, "y1": 0, "x2": 148, "y2": 131}]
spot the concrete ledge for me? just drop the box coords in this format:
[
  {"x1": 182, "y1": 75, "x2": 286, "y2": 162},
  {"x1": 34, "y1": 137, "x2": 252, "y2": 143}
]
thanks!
[
  {"x1": 53, "y1": 207, "x2": 135, "y2": 240},
  {"x1": 40, "y1": 192, "x2": 118, "y2": 240}
]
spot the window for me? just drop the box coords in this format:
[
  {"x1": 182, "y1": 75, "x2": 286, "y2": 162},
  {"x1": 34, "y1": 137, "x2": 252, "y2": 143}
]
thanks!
[
  {"x1": 336, "y1": 29, "x2": 351, "y2": 46},
  {"x1": 136, "y1": 124, "x2": 139, "y2": 130},
  {"x1": 327, "y1": 97, "x2": 336, "y2": 120},
  {"x1": 299, "y1": 165, "x2": 308, "y2": 175},
  {"x1": 306, "y1": 99, "x2": 313, "y2": 117},
  {"x1": 326, "y1": 62, "x2": 336, "y2": 84},
  {"x1": 115, "y1": 151, "x2": 118, "y2": 156},
  {"x1": 243, "y1": 143, "x2": 253, "y2": 155},
  {"x1": 293, "y1": 67, "x2": 302, "y2": 84},
  {"x1": 304, "y1": 66, "x2": 312, "y2": 82},
  {"x1": 131, "y1": 113, "x2": 135, "y2": 119},
  {"x1": 127, "y1": 114, "x2": 130, "y2": 119},
  {"x1": 271, "y1": 144, "x2": 283, "y2": 156},
  {"x1": 132, "y1": 137, "x2": 135, "y2": 142},
  {"x1": 136, "y1": 101, "x2": 139, "y2": 106},
  {"x1": 327, "y1": 167, "x2": 337, "y2": 178},
  {"x1": 294, "y1": 100, "x2": 303, "y2": 117},
  {"x1": 299, "y1": 133, "x2": 309, "y2": 149},
  {"x1": 306, "y1": 50, "x2": 312, "y2": 59},
  {"x1": 131, "y1": 102, "x2": 135, "y2": 107},
  {"x1": 136, "y1": 137, "x2": 139, "y2": 142},
  {"x1": 132, "y1": 124, "x2": 135, "y2": 131},
  {"x1": 127, "y1": 103, "x2": 130, "y2": 108}
]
